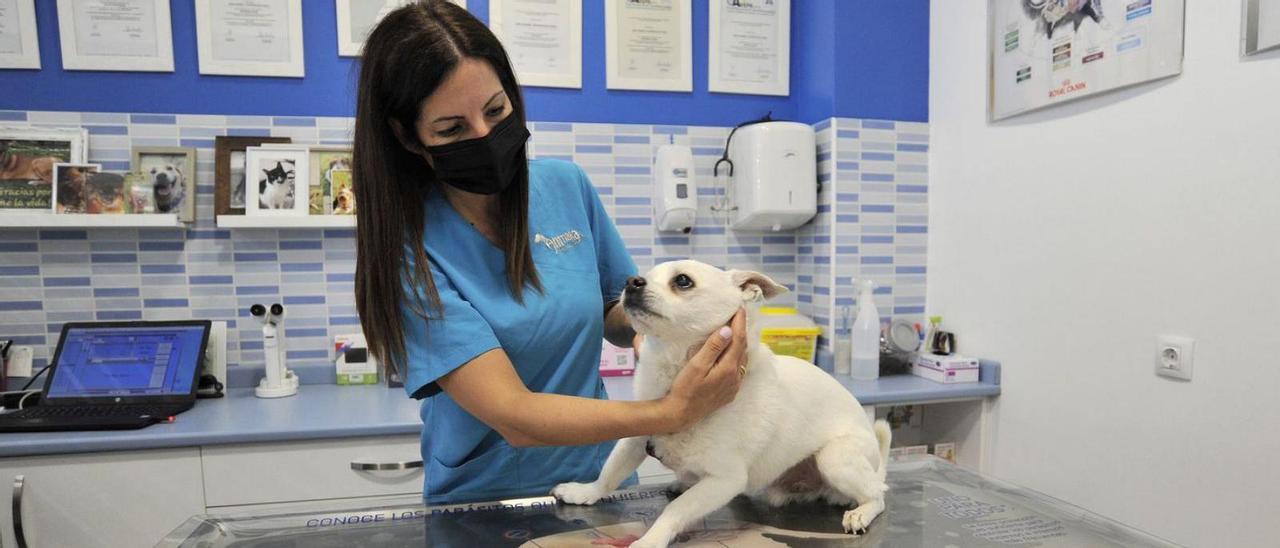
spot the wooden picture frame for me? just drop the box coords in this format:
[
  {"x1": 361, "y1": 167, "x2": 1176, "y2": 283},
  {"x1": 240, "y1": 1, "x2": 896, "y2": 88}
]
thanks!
[
  {"x1": 215, "y1": 136, "x2": 291, "y2": 216},
  {"x1": 131, "y1": 146, "x2": 197, "y2": 223}
]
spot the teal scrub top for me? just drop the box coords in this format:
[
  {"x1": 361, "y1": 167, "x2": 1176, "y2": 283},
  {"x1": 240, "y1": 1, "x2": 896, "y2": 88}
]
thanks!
[{"x1": 400, "y1": 159, "x2": 638, "y2": 503}]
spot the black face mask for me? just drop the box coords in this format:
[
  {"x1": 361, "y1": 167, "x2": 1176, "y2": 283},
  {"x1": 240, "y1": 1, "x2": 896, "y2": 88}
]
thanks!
[{"x1": 425, "y1": 113, "x2": 530, "y2": 195}]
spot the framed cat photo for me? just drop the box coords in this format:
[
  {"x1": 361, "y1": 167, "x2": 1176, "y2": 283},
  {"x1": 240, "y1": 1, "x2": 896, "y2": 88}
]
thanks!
[
  {"x1": 131, "y1": 146, "x2": 197, "y2": 222},
  {"x1": 214, "y1": 135, "x2": 291, "y2": 215},
  {"x1": 244, "y1": 146, "x2": 309, "y2": 216}
]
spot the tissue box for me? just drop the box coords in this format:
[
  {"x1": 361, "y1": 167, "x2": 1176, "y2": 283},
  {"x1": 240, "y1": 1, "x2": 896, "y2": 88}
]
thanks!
[
  {"x1": 599, "y1": 340, "x2": 635, "y2": 377},
  {"x1": 912, "y1": 353, "x2": 979, "y2": 384},
  {"x1": 335, "y1": 334, "x2": 378, "y2": 385}
]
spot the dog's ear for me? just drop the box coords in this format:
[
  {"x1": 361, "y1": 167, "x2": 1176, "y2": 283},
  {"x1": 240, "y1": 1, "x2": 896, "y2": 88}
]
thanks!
[{"x1": 730, "y1": 270, "x2": 788, "y2": 302}]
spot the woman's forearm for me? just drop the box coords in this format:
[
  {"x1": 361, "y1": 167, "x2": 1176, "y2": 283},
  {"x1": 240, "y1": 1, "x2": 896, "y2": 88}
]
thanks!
[{"x1": 502, "y1": 391, "x2": 685, "y2": 447}]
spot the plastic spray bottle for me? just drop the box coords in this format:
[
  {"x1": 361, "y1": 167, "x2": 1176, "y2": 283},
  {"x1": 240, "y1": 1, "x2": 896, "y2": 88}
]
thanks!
[{"x1": 850, "y1": 279, "x2": 881, "y2": 380}]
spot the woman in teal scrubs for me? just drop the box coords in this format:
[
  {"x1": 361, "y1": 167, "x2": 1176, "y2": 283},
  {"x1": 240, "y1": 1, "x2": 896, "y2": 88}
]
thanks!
[{"x1": 350, "y1": 1, "x2": 747, "y2": 503}]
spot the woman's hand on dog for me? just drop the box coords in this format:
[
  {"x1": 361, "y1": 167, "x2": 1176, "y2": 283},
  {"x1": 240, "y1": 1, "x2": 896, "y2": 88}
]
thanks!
[{"x1": 665, "y1": 308, "x2": 748, "y2": 431}]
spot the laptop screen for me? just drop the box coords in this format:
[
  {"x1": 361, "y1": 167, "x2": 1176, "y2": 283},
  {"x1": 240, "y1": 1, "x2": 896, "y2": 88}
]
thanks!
[{"x1": 46, "y1": 324, "x2": 208, "y2": 399}]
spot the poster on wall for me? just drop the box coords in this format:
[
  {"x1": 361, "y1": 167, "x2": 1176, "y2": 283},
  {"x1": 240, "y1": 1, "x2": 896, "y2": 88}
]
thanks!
[
  {"x1": 0, "y1": 127, "x2": 87, "y2": 212},
  {"x1": 336, "y1": 0, "x2": 467, "y2": 57},
  {"x1": 988, "y1": 0, "x2": 1186, "y2": 121},
  {"x1": 0, "y1": 0, "x2": 40, "y2": 69},
  {"x1": 708, "y1": 0, "x2": 791, "y2": 96},
  {"x1": 195, "y1": 0, "x2": 305, "y2": 78},
  {"x1": 56, "y1": 0, "x2": 174, "y2": 72},
  {"x1": 605, "y1": 0, "x2": 692, "y2": 92},
  {"x1": 489, "y1": 0, "x2": 581, "y2": 89},
  {"x1": 1242, "y1": 0, "x2": 1280, "y2": 55}
]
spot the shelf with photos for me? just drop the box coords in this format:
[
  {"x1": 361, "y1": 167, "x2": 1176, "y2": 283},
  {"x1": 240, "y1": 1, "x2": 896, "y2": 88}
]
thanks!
[
  {"x1": 213, "y1": 138, "x2": 357, "y2": 229},
  {"x1": 1, "y1": 127, "x2": 191, "y2": 228}
]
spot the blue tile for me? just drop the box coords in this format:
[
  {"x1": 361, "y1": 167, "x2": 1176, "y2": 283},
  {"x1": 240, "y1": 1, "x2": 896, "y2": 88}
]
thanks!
[
  {"x1": 189, "y1": 275, "x2": 233, "y2": 285},
  {"x1": 97, "y1": 310, "x2": 142, "y2": 320},
  {"x1": 0, "y1": 242, "x2": 38, "y2": 252},
  {"x1": 837, "y1": 130, "x2": 860, "y2": 139},
  {"x1": 862, "y1": 120, "x2": 896, "y2": 130},
  {"x1": 537, "y1": 154, "x2": 573, "y2": 162},
  {"x1": 797, "y1": 294, "x2": 813, "y2": 304},
  {"x1": 728, "y1": 246, "x2": 761, "y2": 255},
  {"x1": 896, "y1": 143, "x2": 929, "y2": 152},
  {"x1": 85, "y1": 125, "x2": 128, "y2": 135},
  {"x1": 130, "y1": 114, "x2": 177, "y2": 125},
  {"x1": 835, "y1": 214, "x2": 859, "y2": 223},
  {"x1": 817, "y1": 204, "x2": 831, "y2": 213},
  {"x1": 897, "y1": 184, "x2": 928, "y2": 193},
  {"x1": 763, "y1": 235, "x2": 795, "y2": 244},
  {"x1": 0, "y1": 301, "x2": 42, "y2": 311},
  {"x1": 574, "y1": 144, "x2": 612, "y2": 154},
  {"x1": 835, "y1": 245, "x2": 859, "y2": 254},
  {"x1": 0, "y1": 266, "x2": 39, "y2": 276},
  {"x1": 836, "y1": 161, "x2": 859, "y2": 171},
  {"x1": 240, "y1": 340, "x2": 264, "y2": 350},
  {"x1": 273, "y1": 117, "x2": 317, "y2": 127},
  {"x1": 814, "y1": 286, "x2": 831, "y2": 295},
  {"x1": 533, "y1": 122, "x2": 572, "y2": 132},
  {"x1": 284, "y1": 328, "x2": 328, "y2": 338},
  {"x1": 692, "y1": 226, "x2": 725, "y2": 235},
  {"x1": 281, "y1": 262, "x2": 323, "y2": 272},
  {"x1": 861, "y1": 235, "x2": 894, "y2": 244},
  {"x1": 836, "y1": 193, "x2": 858, "y2": 203},
  {"x1": 654, "y1": 236, "x2": 689, "y2": 245},
  {"x1": 39, "y1": 230, "x2": 88, "y2": 240},
  {"x1": 862, "y1": 204, "x2": 895, "y2": 213},
  {"x1": 0, "y1": 111, "x2": 27, "y2": 121},
  {"x1": 652, "y1": 125, "x2": 688, "y2": 135},
  {"x1": 323, "y1": 229, "x2": 356, "y2": 239},
  {"x1": 141, "y1": 264, "x2": 184, "y2": 274},
  {"x1": 818, "y1": 172, "x2": 832, "y2": 184},
  {"x1": 94, "y1": 287, "x2": 140, "y2": 297},
  {"x1": 797, "y1": 246, "x2": 813, "y2": 254},
  {"x1": 43, "y1": 277, "x2": 91, "y2": 287},
  {"x1": 692, "y1": 147, "x2": 721, "y2": 156},
  {"x1": 896, "y1": 266, "x2": 927, "y2": 274},
  {"x1": 861, "y1": 256, "x2": 894, "y2": 265},
  {"x1": 236, "y1": 285, "x2": 280, "y2": 295},
  {"x1": 187, "y1": 229, "x2": 231, "y2": 240},
  {"x1": 279, "y1": 240, "x2": 322, "y2": 250},
  {"x1": 894, "y1": 306, "x2": 926, "y2": 315},
  {"x1": 614, "y1": 166, "x2": 650, "y2": 175},
  {"x1": 286, "y1": 349, "x2": 330, "y2": 360},
  {"x1": 813, "y1": 235, "x2": 831, "y2": 244},
  {"x1": 326, "y1": 273, "x2": 355, "y2": 282},
  {"x1": 140, "y1": 241, "x2": 184, "y2": 251},
  {"x1": 615, "y1": 218, "x2": 651, "y2": 226},
  {"x1": 614, "y1": 197, "x2": 651, "y2": 206},
  {"x1": 613, "y1": 135, "x2": 649, "y2": 144},
  {"x1": 816, "y1": 151, "x2": 831, "y2": 162},
  {"x1": 7, "y1": 335, "x2": 45, "y2": 345},
  {"x1": 179, "y1": 139, "x2": 215, "y2": 148},
  {"x1": 234, "y1": 252, "x2": 279, "y2": 262},
  {"x1": 896, "y1": 226, "x2": 928, "y2": 234},
  {"x1": 813, "y1": 119, "x2": 831, "y2": 132},
  {"x1": 861, "y1": 152, "x2": 895, "y2": 162},
  {"x1": 330, "y1": 316, "x2": 360, "y2": 326},
  {"x1": 283, "y1": 295, "x2": 326, "y2": 305},
  {"x1": 815, "y1": 256, "x2": 831, "y2": 265},
  {"x1": 862, "y1": 173, "x2": 895, "y2": 182},
  {"x1": 627, "y1": 247, "x2": 652, "y2": 256},
  {"x1": 762, "y1": 255, "x2": 793, "y2": 264},
  {"x1": 144, "y1": 298, "x2": 190, "y2": 308},
  {"x1": 92, "y1": 253, "x2": 138, "y2": 264},
  {"x1": 227, "y1": 127, "x2": 271, "y2": 137},
  {"x1": 874, "y1": 286, "x2": 893, "y2": 295}
]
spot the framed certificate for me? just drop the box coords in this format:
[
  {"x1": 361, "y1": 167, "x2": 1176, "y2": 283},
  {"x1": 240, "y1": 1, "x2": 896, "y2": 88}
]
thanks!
[
  {"x1": 605, "y1": 0, "x2": 692, "y2": 92},
  {"x1": 336, "y1": 0, "x2": 467, "y2": 57},
  {"x1": 490, "y1": 0, "x2": 581, "y2": 89},
  {"x1": 0, "y1": 0, "x2": 41, "y2": 69},
  {"x1": 708, "y1": 0, "x2": 790, "y2": 96},
  {"x1": 195, "y1": 0, "x2": 305, "y2": 78},
  {"x1": 56, "y1": 0, "x2": 174, "y2": 72}
]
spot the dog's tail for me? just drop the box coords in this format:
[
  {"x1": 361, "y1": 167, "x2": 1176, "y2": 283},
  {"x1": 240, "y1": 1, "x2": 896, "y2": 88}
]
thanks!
[{"x1": 873, "y1": 419, "x2": 892, "y2": 477}]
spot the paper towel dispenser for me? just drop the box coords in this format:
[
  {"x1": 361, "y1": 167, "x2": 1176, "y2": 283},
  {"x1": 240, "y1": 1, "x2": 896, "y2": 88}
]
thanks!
[{"x1": 723, "y1": 121, "x2": 816, "y2": 232}]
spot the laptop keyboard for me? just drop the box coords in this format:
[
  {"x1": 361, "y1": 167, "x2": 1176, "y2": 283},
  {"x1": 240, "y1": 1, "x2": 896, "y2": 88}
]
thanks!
[{"x1": 5, "y1": 405, "x2": 172, "y2": 419}]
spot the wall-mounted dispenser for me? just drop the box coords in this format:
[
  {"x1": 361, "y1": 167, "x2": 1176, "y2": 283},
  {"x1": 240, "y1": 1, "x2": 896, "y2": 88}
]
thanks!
[
  {"x1": 720, "y1": 121, "x2": 816, "y2": 232},
  {"x1": 653, "y1": 144, "x2": 697, "y2": 233}
]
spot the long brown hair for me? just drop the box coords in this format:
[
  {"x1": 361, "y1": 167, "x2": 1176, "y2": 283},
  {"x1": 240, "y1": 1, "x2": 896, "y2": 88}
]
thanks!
[{"x1": 353, "y1": 0, "x2": 540, "y2": 378}]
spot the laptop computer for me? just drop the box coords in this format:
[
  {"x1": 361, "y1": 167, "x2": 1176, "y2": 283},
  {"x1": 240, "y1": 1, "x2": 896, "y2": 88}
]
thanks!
[{"x1": 0, "y1": 320, "x2": 211, "y2": 432}]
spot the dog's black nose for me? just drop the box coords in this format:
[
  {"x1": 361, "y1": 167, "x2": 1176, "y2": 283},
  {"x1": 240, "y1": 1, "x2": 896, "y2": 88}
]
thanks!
[{"x1": 627, "y1": 276, "x2": 647, "y2": 290}]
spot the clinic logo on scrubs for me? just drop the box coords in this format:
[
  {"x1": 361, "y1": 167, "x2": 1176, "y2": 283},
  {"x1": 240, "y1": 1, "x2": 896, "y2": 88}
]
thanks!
[{"x1": 535, "y1": 230, "x2": 583, "y2": 254}]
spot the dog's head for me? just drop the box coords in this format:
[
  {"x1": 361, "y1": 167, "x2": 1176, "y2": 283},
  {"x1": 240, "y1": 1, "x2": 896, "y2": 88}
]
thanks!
[
  {"x1": 622, "y1": 260, "x2": 787, "y2": 341},
  {"x1": 150, "y1": 164, "x2": 183, "y2": 198},
  {"x1": 334, "y1": 187, "x2": 354, "y2": 212}
]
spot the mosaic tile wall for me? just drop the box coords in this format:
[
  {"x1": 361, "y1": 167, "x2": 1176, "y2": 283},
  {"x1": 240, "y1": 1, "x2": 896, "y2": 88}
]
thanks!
[{"x1": 0, "y1": 110, "x2": 926, "y2": 371}]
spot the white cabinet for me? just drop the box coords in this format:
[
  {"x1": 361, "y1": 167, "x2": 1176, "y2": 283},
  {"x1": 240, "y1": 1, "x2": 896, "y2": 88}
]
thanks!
[
  {"x1": 0, "y1": 448, "x2": 205, "y2": 548},
  {"x1": 202, "y1": 435, "x2": 423, "y2": 507}
]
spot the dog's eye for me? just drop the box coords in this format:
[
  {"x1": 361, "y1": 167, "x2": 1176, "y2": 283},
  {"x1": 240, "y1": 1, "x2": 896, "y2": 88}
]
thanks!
[{"x1": 672, "y1": 274, "x2": 694, "y2": 290}]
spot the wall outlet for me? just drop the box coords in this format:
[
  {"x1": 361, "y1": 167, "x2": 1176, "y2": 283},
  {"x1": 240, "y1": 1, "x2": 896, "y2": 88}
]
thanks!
[{"x1": 1155, "y1": 335, "x2": 1194, "y2": 381}]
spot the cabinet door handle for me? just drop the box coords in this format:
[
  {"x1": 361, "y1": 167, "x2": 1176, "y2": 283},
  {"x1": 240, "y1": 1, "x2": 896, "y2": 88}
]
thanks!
[
  {"x1": 350, "y1": 460, "x2": 424, "y2": 471},
  {"x1": 11, "y1": 475, "x2": 26, "y2": 548}
]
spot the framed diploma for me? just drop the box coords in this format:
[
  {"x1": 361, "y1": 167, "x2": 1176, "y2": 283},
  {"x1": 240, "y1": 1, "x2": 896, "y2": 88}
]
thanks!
[
  {"x1": 336, "y1": 0, "x2": 466, "y2": 57},
  {"x1": 0, "y1": 0, "x2": 40, "y2": 69},
  {"x1": 605, "y1": 0, "x2": 692, "y2": 92},
  {"x1": 707, "y1": 0, "x2": 790, "y2": 96},
  {"x1": 195, "y1": 0, "x2": 305, "y2": 78},
  {"x1": 489, "y1": 0, "x2": 582, "y2": 89},
  {"x1": 56, "y1": 0, "x2": 175, "y2": 72}
]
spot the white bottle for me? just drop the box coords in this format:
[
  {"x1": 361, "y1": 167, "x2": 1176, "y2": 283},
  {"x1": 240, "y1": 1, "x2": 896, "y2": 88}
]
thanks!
[{"x1": 850, "y1": 279, "x2": 881, "y2": 380}]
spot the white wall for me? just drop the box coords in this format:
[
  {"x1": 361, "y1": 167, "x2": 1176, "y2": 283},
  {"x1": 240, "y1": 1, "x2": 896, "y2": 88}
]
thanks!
[{"x1": 929, "y1": 3, "x2": 1280, "y2": 548}]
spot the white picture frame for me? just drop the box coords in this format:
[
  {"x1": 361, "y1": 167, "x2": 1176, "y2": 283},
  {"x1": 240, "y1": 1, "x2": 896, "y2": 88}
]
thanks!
[
  {"x1": 490, "y1": 0, "x2": 582, "y2": 89},
  {"x1": 336, "y1": 0, "x2": 466, "y2": 57},
  {"x1": 1242, "y1": 0, "x2": 1280, "y2": 56},
  {"x1": 708, "y1": 0, "x2": 790, "y2": 96},
  {"x1": 244, "y1": 146, "x2": 310, "y2": 217},
  {"x1": 605, "y1": 0, "x2": 693, "y2": 92},
  {"x1": 0, "y1": 126, "x2": 88, "y2": 212},
  {"x1": 195, "y1": 0, "x2": 305, "y2": 78},
  {"x1": 56, "y1": 0, "x2": 174, "y2": 72},
  {"x1": 0, "y1": 0, "x2": 41, "y2": 69}
]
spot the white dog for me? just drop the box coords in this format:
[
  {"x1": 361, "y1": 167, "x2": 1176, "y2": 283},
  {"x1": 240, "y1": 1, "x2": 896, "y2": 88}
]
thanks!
[
  {"x1": 147, "y1": 163, "x2": 185, "y2": 214},
  {"x1": 553, "y1": 260, "x2": 891, "y2": 548}
]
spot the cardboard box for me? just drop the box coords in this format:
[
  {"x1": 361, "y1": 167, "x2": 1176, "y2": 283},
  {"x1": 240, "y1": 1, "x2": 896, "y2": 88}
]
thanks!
[
  {"x1": 911, "y1": 353, "x2": 979, "y2": 384},
  {"x1": 334, "y1": 334, "x2": 378, "y2": 385},
  {"x1": 599, "y1": 340, "x2": 635, "y2": 377}
]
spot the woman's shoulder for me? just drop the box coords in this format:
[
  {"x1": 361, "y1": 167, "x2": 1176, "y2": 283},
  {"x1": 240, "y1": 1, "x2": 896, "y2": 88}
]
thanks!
[{"x1": 529, "y1": 158, "x2": 589, "y2": 194}]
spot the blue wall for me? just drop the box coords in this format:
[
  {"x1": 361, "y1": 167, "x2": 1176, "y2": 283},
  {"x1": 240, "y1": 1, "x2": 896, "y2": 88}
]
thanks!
[{"x1": 0, "y1": 1, "x2": 927, "y2": 125}]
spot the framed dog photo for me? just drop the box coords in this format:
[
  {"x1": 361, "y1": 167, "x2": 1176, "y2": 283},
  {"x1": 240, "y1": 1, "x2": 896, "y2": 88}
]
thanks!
[
  {"x1": 0, "y1": 127, "x2": 88, "y2": 211},
  {"x1": 52, "y1": 163, "x2": 101, "y2": 214},
  {"x1": 214, "y1": 136, "x2": 291, "y2": 216},
  {"x1": 306, "y1": 145, "x2": 354, "y2": 215},
  {"x1": 245, "y1": 146, "x2": 309, "y2": 216},
  {"x1": 131, "y1": 146, "x2": 196, "y2": 222}
]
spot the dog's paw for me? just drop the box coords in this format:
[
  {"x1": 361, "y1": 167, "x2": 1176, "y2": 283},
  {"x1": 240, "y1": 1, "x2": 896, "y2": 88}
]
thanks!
[
  {"x1": 842, "y1": 507, "x2": 874, "y2": 535},
  {"x1": 551, "y1": 482, "x2": 604, "y2": 505}
]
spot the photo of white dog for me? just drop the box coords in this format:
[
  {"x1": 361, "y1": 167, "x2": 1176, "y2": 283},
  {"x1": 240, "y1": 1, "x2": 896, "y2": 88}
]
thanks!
[
  {"x1": 137, "y1": 157, "x2": 186, "y2": 214},
  {"x1": 553, "y1": 260, "x2": 891, "y2": 548},
  {"x1": 258, "y1": 159, "x2": 296, "y2": 210}
]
